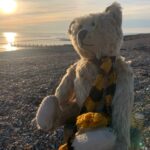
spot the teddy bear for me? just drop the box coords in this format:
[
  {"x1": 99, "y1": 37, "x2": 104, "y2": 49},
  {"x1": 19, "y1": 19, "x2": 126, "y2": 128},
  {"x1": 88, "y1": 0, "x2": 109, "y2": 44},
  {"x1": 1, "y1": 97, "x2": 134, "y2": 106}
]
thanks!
[{"x1": 36, "y1": 2, "x2": 134, "y2": 150}]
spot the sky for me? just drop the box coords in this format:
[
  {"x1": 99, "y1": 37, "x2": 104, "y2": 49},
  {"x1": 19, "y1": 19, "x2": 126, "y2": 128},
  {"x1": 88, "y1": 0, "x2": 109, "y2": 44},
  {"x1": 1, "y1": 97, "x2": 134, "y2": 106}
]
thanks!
[{"x1": 0, "y1": 0, "x2": 150, "y2": 34}]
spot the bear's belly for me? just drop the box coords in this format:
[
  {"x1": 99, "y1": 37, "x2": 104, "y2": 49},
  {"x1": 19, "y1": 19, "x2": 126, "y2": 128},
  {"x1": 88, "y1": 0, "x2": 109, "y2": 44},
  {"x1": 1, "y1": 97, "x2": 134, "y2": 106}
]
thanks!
[{"x1": 72, "y1": 128, "x2": 116, "y2": 150}]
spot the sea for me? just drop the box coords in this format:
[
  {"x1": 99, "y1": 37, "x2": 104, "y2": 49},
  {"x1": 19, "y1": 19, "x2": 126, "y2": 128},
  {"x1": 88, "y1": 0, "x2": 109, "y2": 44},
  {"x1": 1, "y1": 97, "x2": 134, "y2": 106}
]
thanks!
[{"x1": 0, "y1": 32, "x2": 71, "y2": 52}]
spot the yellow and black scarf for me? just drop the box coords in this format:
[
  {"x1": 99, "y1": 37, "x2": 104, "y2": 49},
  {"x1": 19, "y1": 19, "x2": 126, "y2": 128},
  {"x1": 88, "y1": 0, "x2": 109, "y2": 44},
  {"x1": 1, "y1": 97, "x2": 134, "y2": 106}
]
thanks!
[{"x1": 59, "y1": 56, "x2": 117, "y2": 150}]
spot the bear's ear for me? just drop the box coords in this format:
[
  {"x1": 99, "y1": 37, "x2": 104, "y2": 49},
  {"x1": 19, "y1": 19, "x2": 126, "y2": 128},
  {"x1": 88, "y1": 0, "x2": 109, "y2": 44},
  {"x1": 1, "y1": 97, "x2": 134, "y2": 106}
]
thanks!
[
  {"x1": 68, "y1": 20, "x2": 76, "y2": 34},
  {"x1": 105, "y1": 2, "x2": 122, "y2": 27}
]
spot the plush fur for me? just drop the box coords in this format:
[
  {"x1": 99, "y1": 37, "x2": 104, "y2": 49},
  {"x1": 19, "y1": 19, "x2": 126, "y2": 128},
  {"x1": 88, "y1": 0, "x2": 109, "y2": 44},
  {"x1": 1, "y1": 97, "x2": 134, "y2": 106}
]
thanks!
[{"x1": 36, "y1": 2, "x2": 134, "y2": 150}]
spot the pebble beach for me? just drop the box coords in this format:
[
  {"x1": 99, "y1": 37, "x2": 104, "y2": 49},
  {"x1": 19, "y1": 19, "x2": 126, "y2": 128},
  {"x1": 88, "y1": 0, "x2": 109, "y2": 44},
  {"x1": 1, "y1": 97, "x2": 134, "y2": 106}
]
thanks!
[{"x1": 0, "y1": 34, "x2": 150, "y2": 150}]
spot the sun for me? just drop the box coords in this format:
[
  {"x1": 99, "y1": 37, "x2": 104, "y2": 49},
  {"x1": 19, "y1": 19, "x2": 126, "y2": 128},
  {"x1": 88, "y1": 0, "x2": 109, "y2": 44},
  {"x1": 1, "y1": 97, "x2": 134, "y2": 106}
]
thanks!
[{"x1": 0, "y1": 0, "x2": 17, "y2": 14}]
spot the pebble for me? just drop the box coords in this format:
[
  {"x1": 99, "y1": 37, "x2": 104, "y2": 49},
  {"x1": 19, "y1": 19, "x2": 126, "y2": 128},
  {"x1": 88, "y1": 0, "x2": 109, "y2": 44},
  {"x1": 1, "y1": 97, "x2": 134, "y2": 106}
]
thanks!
[{"x1": 0, "y1": 44, "x2": 149, "y2": 149}]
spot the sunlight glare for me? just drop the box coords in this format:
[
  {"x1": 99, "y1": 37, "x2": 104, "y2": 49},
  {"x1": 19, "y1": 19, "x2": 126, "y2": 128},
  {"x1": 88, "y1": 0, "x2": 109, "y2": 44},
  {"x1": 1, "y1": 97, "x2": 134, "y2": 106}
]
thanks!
[
  {"x1": 0, "y1": 0, "x2": 17, "y2": 14},
  {"x1": 4, "y1": 32, "x2": 16, "y2": 44},
  {"x1": 3, "y1": 32, "x2": 17, "y2": 51}
]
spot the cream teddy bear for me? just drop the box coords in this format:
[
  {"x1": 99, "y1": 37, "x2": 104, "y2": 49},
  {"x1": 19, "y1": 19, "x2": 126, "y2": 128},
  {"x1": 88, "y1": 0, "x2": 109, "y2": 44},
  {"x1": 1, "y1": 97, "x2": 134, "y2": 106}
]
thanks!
[{"x1": 36, "y1": 2, "x2": 134, "y2": 150}]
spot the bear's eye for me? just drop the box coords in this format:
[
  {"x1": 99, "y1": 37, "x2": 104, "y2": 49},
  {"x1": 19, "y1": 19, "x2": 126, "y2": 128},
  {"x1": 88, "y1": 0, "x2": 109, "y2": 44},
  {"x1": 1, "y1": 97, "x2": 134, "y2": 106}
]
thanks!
[{"x1": 91, "y1": 22, "x2": 95, "y2": 27}]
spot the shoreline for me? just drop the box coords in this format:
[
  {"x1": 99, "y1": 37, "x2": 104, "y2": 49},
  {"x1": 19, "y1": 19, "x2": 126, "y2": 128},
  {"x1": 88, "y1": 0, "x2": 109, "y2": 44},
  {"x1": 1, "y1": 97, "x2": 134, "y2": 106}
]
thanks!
[
  {"x1": 0, "y1": 44, "x2": 73, "y2": 53},
  {"x1": 0, "y1": 33, "x2": 150, "y2": 53}
]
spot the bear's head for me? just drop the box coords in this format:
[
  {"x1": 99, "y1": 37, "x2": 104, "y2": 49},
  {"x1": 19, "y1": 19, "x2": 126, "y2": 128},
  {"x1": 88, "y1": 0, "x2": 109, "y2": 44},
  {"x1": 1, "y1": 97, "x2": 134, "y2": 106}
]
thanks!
[{"x1": 68, "y1": 2, "x2": 123, "y2": 60}]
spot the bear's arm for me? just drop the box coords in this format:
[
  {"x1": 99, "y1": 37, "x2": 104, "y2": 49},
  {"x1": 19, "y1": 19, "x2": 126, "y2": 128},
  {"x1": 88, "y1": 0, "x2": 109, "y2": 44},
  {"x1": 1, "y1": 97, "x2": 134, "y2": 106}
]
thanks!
[
  {"x1": 74, "y1": 59, "x2": 98, "y2": 107},
  {"x1": 55, "y1": 63, "x2": 77, "y2": 105},
  {"x1": 112, "y1": 57, "x2": 134, "y2": 150}
]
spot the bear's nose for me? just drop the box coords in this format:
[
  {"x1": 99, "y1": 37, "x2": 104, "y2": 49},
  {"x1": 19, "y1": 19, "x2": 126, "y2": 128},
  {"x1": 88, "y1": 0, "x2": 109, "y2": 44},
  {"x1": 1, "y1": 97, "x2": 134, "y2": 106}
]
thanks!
[{"x1": 78, "y1": 29, "x2": 88, "y2": 42}]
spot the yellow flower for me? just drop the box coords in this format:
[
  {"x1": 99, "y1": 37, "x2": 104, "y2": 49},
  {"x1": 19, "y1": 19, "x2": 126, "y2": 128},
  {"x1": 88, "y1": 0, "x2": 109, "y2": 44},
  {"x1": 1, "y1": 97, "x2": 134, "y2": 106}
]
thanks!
[
  {"x1": 58, "y1": 143, "x2": 68, "y2": 150},
  {"x1": 76, "y1": 112, "x2": 110, "y2": 129}
]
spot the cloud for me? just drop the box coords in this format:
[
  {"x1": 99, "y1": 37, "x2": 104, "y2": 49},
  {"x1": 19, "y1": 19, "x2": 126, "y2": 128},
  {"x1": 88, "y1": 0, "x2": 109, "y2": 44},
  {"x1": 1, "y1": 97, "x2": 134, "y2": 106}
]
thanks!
[
  {"x1": 0, "y1": 0, "x2": 150, "y2": 33},
  {"x1": 123, "y1": 4, "x2": 150, "y2": 19}
]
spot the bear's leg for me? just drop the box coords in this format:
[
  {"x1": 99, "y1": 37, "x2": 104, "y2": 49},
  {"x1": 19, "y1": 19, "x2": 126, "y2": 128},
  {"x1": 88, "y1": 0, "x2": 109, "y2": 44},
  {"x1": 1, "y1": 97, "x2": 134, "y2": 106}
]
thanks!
[
  {"x1": 72, "y1": 128, "x2": 116, "y2": 150},
  {"x1": 36, "y1": 95, "x2": 61, "y2": 130},
  {"x1": 36, "y1": 95, "x2": 80, "y2": 131}
]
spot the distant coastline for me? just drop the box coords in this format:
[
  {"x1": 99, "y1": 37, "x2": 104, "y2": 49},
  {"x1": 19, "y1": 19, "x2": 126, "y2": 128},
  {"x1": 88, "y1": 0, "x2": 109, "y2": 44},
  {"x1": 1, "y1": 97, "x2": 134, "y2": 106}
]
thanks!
[
  {"x1": 0, "y1": 32, "x2": 70, "y2": 52},
  {"x1": 0, "y1": 33, "x2": 150, "y2": 52},
  {"x1": 124, "y1": 33, "x2": 150, "y2": 41}
]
